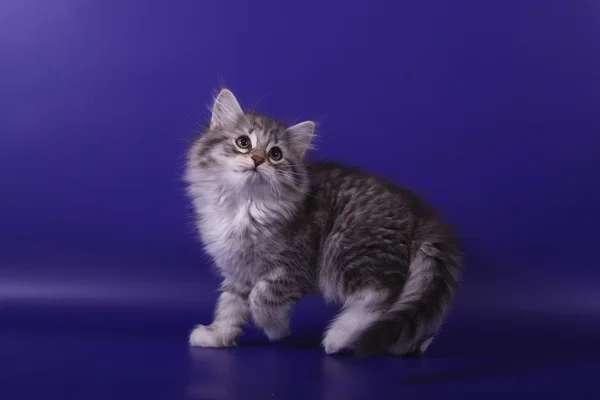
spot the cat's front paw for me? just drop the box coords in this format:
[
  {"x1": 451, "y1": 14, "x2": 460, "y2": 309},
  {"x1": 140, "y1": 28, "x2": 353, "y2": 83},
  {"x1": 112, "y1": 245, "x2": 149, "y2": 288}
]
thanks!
[
  {"x1": 322, "y1": 329, "x2": 354, "y2": 355},
  {"x1": 189, "y1": 325, "x2": 236, "y2": 348},
  {"x1": 263, "y1": 326, "x2": 290, "y2": 342}
]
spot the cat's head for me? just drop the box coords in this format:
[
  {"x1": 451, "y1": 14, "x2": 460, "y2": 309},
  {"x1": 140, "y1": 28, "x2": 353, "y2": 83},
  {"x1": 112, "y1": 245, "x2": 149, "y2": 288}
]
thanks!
[{"x1": 186, "y1": 89, "x2": 316, "y2": 202}]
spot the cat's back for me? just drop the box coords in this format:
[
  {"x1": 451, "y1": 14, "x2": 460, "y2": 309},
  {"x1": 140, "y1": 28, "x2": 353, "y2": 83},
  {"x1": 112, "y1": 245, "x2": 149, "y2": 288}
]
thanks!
[
  {"x1": 303, "y1": 160, "x2": 459, "y2": 255},
  {"x1": 306, "y1": 160, "x2": 436, "y2": 220}
]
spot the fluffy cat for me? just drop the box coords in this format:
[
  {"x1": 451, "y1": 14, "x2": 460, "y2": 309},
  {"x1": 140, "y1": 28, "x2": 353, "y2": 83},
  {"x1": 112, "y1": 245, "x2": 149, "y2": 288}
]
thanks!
[{"x1": 184, "y1": 88, "x2": 462, "y2": 356}]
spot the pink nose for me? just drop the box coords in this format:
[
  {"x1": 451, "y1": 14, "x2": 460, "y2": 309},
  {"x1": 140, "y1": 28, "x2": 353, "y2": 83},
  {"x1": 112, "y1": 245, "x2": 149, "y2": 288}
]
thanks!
[{"x1": 252, "y1": 155, "x2": 265, "y2": 167}]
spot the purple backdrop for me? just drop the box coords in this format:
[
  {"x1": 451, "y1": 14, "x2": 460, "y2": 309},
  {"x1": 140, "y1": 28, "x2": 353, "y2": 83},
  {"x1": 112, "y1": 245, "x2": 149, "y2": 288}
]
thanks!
[{"x1": 1, "y1": 0, "x2": 599, "y2": 398}]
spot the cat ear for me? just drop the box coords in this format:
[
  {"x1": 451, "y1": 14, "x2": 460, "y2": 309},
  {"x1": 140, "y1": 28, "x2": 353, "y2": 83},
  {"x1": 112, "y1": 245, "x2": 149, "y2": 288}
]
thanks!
[
  {"x1": 286, "y1": 121, "x2": 316, "y2": 158},
  {"x1": 210, "y1": 89, "x2": 243, "y2": 129}
]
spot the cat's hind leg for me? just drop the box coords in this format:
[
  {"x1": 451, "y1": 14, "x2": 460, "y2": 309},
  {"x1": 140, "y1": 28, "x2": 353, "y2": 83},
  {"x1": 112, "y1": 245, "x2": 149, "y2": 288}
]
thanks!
[
  {"x1": 322, "y1": 288, "x2": 390, "y2": 355},
  {"x1": 388, "y1": 335, "x2": 435, "y2": 357}
]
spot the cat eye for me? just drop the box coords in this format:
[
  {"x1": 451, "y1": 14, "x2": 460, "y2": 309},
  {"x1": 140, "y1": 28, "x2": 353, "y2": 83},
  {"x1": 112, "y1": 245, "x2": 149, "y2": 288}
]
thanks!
[
  {"x1": 269, "y1": 147, "x2": 283, "y2": 161},
  {"x1": 235, "y1": 136, "x2": 251, "y2": 149}
]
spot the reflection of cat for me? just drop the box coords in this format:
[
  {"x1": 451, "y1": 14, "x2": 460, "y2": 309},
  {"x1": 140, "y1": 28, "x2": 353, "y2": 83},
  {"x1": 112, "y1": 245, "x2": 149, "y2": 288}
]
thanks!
[{"x1": 184, "y1": 88, "x2": 462, "y2": 356}]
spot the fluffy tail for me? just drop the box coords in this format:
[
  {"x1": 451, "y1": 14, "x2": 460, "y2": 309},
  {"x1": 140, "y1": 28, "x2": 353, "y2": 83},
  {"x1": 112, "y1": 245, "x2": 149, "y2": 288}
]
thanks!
[{"x1": 355, "y1": 241, "x2": 461, "y2": 356}]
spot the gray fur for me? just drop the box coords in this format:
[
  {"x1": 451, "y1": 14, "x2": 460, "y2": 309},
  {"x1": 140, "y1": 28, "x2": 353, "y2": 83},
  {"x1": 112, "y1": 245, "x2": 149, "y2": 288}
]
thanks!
[{"x1": 184, "y1": 88, "x2": 462, "y2": 356}]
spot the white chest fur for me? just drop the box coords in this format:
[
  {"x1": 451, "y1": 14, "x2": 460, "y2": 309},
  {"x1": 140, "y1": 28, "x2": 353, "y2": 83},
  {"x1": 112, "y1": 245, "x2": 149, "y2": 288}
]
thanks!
[{"x1": 194, "y1": 196, "x2": 281, "y2": 284}]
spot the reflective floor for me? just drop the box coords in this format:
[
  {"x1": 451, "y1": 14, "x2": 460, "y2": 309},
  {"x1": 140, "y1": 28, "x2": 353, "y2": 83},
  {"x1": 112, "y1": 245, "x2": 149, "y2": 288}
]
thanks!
[{"x1": 1, "y1": 287, "x2": 598, "y2": 399}]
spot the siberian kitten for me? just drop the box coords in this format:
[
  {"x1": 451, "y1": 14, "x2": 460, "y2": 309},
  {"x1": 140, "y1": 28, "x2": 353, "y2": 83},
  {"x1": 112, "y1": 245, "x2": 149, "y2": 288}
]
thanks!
[{"x1": 184, "y1": 89, "x2": 462, "y2": 356}]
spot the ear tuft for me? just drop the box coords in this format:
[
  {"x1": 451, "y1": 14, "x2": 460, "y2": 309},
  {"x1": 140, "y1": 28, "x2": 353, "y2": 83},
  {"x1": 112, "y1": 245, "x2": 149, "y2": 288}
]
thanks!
[
  {"x1": 210, "y1": 89, "x2": 243, "y2": 129},
  {"x1": 286, "y1": 121, "x2": 316, "y2": 158}
]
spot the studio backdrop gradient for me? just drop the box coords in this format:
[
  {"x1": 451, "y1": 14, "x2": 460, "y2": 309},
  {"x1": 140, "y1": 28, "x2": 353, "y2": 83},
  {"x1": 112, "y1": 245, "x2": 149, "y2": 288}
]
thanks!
[{"x1": 1, "y1": 0, "x2": 599, "y2": 398}]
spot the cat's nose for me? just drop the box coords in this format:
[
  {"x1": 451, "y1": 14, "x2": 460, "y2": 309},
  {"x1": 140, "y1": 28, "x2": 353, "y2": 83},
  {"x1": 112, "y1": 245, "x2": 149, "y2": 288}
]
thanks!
[{"x1": 251, "y1": 155, "x2": 265, "y2": 167}]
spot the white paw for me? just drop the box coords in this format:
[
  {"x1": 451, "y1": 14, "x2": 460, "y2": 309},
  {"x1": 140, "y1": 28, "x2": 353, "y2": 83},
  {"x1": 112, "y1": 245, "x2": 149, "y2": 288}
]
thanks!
[
  {"x1": 263, "y1": 326, "x2": 290, "y2": 342},
  {"x1": 420, "y1": 337, "x2": 434, "y2": 353},
  {"x1": 189, "y1": 325, "x2": 235, "y2": 348},
  {"x1": 322, "y1": 329, "x2": 353, "y2": 355}
]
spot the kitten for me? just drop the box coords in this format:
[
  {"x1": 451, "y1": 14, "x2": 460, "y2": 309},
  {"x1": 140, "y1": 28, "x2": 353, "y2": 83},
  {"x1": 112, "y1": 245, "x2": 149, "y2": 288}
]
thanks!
[{"x1": 184, "y1": 89, "x2": 462, "y2": 356}]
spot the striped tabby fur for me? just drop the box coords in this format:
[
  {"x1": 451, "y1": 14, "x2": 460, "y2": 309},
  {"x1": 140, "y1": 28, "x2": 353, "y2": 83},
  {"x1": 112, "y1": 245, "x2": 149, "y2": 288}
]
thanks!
[{"x1": 184, "y1": 89, "x2": 462, "y2": 356}]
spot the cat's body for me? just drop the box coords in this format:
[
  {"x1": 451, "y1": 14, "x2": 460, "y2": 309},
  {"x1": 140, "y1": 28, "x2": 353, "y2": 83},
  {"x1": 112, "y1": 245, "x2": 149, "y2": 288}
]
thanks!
[{"x1": 185, "y1": 89, "x2": 462, "y2": 356}]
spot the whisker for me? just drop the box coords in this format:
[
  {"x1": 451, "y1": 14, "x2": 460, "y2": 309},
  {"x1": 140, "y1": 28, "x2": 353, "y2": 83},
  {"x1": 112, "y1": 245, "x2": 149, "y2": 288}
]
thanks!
[
  {"x1": 251, "y1": 91, "x2": 273, "y2": 114},
  {"x1": 277, "y1": 170, "x2": 313, "y2": 178},
  {"x1": 280, "y1": 182, "x2": 319, "y2": 199}
]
